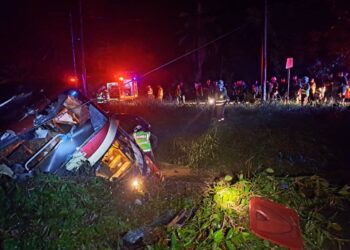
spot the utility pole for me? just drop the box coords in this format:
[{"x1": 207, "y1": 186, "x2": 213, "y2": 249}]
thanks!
[
  {"x1": 262, "y1": 0, "x2": 268, "y2": 101},
  {"x1": 195, "y1": 1, "x2": 202, "y2": 82},
  {"x1": 79, "y1": 0, "x2": 88, "y2": 96},
  {"x1": 260, "y1": 39, "x2": 264, "y2": 91},
  {"x1": 69, "y1": 11, "x2": 77, "y2": 77}
]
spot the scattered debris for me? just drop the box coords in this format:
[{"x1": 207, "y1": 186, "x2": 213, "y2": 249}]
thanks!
[
  {"x1": 134, "y1": 198, "x2": 143, "y2": 206},
  {"x1": 0, "y1": 164, "x2": 14, "y2": 178},
  {"x1": 34, "y1": 127, "x2": 48, "y2": 139},
  {"x1": 123, "y1": 228, "x2": 145, "y2": 245},
  {"x1": 161, "y1": 171, "x2": 350, "y2": 249},
  {"x1": 249, "y1": 197, "x2": 303, "y2": 249},
  {"x1": 167, "y1": 208, "x2": 196, "y2": 229},
  {"x1": 65, "y1": 152, "x2": 88, "y2": 171}
]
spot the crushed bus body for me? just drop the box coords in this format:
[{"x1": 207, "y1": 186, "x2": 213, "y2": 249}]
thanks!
[{"x1": 0, "y1": 89, "x2": 158, "y2": 185}]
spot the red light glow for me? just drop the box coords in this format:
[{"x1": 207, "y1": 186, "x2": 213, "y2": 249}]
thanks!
[
  {"x1": 119, "y1": 76, "x2": 124, "y2": 81},
  {"x1": 69, "y1": 77, "x2": 78, "y2": 83}
]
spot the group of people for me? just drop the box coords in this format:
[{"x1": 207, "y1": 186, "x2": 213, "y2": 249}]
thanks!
[
  {"x1": 145, "y1": 80, "x2": 229, "y2": 121},
  {"x1": 193, "y1": 79, "x2": 229, "y2": 121},
  {"x1": 249, "y1": 72, "x2": 350, "y2": 105},
  {"x1": 237, "y1": 72, "x2": 350, "y2": 105},
  {"x1": 146, "y1": 85, "x2": 164, "y2": 101},
  {"x1": 145, "y1": 82, "x2": 191, "y2": 104},
  {"x1": 143, "y1": 71, "x2": 349, "y2": 120}
]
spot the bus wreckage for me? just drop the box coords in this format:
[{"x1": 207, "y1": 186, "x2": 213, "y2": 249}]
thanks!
[{"x1": 0, "y1": 89, "x2": 160, "y2": 188}]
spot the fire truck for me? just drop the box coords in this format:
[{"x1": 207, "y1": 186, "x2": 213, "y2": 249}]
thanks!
[{"x1": 97, "y1": 72, "x2": 138, "y2": 103}]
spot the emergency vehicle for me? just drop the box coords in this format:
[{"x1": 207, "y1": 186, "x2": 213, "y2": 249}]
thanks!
[{"x1": 97, "y1": 72, "x2": 138, "y2": 103}]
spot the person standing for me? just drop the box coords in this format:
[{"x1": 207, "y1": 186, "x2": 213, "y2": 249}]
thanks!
[
  {"x1": 268, "y1": 76, "x2": 278, "y2": 101},
  {"x1": 147, "y1": 85, "x2": 154, "y2": 99},
  {"x1": 324, "y1": 73, "x2": 334, "y2": 103},
  {"x1": 156, "y1": 85, "x2": 164, "y2": 102},
  {"x1": 133, "y1": 125, "x2": 154, "y2": 161},
  {"x1": 291, "y1": 75, "x2": 300, "y2": 102},
  {"x1": 175, "y1": 84, "x2": 182, "y2": 104},
  {"x1": 340, "y1": 72, "x2": 348, "y2": 103},
  {"x1": 179, "y1": 82, "x2": 186, "y2": 104},
  {"x1": 279, "y1": 78, "x2": 288, "y2": 103},
  {"x1": 203, "y1": 79, "x2": 210, "y2": 100},
  {"x1": 316, "y1": 83, "x2": 326, "y2": 103},
  {"x1": 252, "y1": 80, "x2": 261, "y2": 100},
  {"x1": 331, "y1": 72, "x2": 342, "y2": 103},
  {"x1": 300, "y1": 76, "x2": 311, "y2": 105},
  {"x1": 310, "y1": 78, "x2": 317, "y2": 104},
  {"x1": 194, "y1": 81, "x2": 203, "y2": 104},
  {"x1": 215, "y1": 80, "x2": 229, "y2": 122}
]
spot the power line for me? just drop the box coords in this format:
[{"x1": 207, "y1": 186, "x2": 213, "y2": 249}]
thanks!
[
  {"x1": 141, "y1": 23, "x2": 249, "y2": 79},
  {"x1": 79, "y1": 0, "x2": 88, "y2": 96}
]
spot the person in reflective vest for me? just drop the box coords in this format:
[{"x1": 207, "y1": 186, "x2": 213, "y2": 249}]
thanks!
[
  {"x1": 133, "y1": 125, "x2": 152, "y2": 153},
  {"x1": 215, "y1": 80, "x2": 229, "y2": 122},
  {"x1": 300, "y1": 76, "x2": 310, "y2": 105},
  {"x1": 156, "y1": 85, "x2": 164, "y2": 101}
]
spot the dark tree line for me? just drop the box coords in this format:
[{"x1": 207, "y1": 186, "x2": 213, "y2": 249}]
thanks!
[{"x1": 0, "y1": 0, "x2": 349, "y2": 92}]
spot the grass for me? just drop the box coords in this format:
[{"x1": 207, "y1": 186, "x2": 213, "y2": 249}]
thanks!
[
  {"x1": 156, "y1": 171, "x2": 350, "y2": 250},
  {"x1": 0, "y1": 174, "x2": 197, "y2": 249},
  {"x1": 0, "y1": 175, "x2": 127, "y2": 249},
  {"x1": 110, "y1": 101, "x2": 350, "y2": 179},
  {"x1": 1, "y1": 101, "x2": 350, "y2": 249}
]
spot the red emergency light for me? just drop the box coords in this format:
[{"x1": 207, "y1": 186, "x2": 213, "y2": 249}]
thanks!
[{"x1": 68, "y1": 77, "x2": 78, "y2": 83}]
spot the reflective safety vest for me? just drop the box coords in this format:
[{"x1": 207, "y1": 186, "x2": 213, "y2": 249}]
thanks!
[
  {"x1": 215, "y1": 87, "x2": 228, "y2": 105},
  {"x1": 133, "y1": 131, "x2": 152, "y2": 152},
  {"x1": 157, "y1": 87, "x2": 163, "y2": 99}
]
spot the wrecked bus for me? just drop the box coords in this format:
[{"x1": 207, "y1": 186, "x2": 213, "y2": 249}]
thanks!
[{"x1": 0, "y1": 89, "x2": 158, "y2": 187}]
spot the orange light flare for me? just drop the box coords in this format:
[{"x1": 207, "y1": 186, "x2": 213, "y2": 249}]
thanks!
[{"x1": 119, "y1": 76, "x2": 124, "y2": 81}]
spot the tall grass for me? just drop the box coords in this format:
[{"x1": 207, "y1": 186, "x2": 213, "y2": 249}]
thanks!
[
  {"x1": 172, "y1": 127, "x2": 219, "y2": 167},
  {"x1": 107, "y1": 101, "x2": 350, "y2": 178}
]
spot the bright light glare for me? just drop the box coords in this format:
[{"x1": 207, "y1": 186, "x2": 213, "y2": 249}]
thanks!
[
  {"x1": 69, "y1": 77, "x2": 77, "y2": 83},
  {"x1": 132, "y1": 179, "x2": 140, "y2": 188},
  {"x1": 119, "y1": 76, "x2": 124, "y2": 81},
  {"x1": 208, "y1": 98, "x2": 215, "y2": 104}
]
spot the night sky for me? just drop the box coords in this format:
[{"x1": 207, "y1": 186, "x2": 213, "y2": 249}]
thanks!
[{"x1": 0, "y1": 0, "x2": 349, "y2": 95}]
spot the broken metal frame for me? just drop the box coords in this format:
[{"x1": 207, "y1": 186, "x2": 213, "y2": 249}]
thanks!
[{"x1": 24, "y1": 134, "x2": 64, "y2": 171}]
